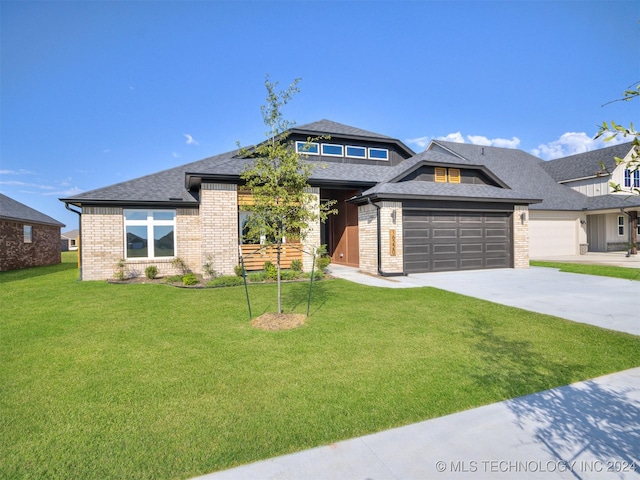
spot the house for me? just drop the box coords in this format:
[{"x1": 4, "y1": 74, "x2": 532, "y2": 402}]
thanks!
[
  {"x1": 61, "y1": 229, "x2": 79, "y2": 251},
  {"x1": 1, "y1": 194, "x2": 65, "y2": 272},
  {"x1": 540, "y1": 142, "x2": 640, "y2": 254},
  {"x1": 59, "y1": 120, "x2": 639, "y2": 281}
]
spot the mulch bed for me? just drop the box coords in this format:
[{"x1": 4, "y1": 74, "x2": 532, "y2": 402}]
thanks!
[{"x1": 251, "y1": 312, "x2": 306, "y2": 331}]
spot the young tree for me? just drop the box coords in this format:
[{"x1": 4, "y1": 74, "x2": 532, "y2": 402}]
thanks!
[{"x1": 240, "y1": 76, "x2": 334, "y2": 314}]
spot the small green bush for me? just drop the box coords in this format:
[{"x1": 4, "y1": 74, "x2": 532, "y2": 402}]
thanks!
[
  {"x1": 263, "y1": 261, "x2": 277, "y2": 280},
  {"x1": 172, "y1": 257, "x2": 190, "y2": 275},
  {"x1": 302, "y1": 270, "x2": 324, "y2": 280},
  {"x1": 145, "y1": 265, "x2": 158, "y2": 280},
  {"x1": 290, "y1": 259, "x2": 303, "y2": 272},
  {"x1": 163, "y1": 275, "x2": 183, "y2": 284},
  {"x1": 207, "y1": 275, "x2": 244, "y2": 288},
  {"x1": 281, "y1": 269, "x2": 300, "y2": 281},
  {"x1": 182, "y1": 273, "x2": 199, "y2": 286},
  {"x1": 114, "y1": 258, "x2": 127, "y2": 280},
  {"x1": 248, "y1": 271, "x2": 268, "y2": 282},
  {"x1": 202, "y1": 255, "x2": 218, "y2": 278},
  {"x1": 234, "y1": 265, "x2": 245, "y2": 277},
  {"x1": 315, "y1": 256, "x2": 331, "y2": 273}
]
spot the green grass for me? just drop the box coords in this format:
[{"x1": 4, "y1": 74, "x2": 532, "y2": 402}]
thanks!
[
  {"x1": 531, "y1": 260, "x2": 640, "y2": 281},
  {"x1": 2, "y1": 252, "x2": 639, "y2": 479}
]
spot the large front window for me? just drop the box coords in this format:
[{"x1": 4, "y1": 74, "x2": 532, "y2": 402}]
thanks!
[{"x1": 124, "y1": 210, "x2": 176, "y2": 258}]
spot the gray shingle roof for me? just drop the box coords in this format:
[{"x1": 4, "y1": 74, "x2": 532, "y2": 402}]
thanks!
[
  {"x1": 292, "y1": 119, "x2": 394, "y2": 140},
  {"x1": 0, "y1": 194, "x2": 65, "y2": 226},
  {"x1": 427, "y1": 141, "x2": 589, "y2": 210},
  {"x1": 540, "y1": 142, "x2": 634, "y2": 182},
  {"x1": 586, "y1": 194, "x2": 640, "y2": 210}
]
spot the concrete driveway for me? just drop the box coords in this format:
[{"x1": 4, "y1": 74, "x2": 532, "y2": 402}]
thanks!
[{"x1": 329, "y1": 265, "x2": 640, "y2": 336}]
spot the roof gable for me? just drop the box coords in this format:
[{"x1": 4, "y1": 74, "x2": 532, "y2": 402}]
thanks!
[
  {"x1": 541, "y1": 142, "x2": 635, "y2": 182},
  {"x1": 0, "y1": 194, "x2": 65, "y2": 227}
]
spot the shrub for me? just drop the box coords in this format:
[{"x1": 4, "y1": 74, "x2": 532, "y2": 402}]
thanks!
[
  {"x1": 290, "y1": 259, "x2": 303, "y2": 272},
  {"x1": 114, "y1": 259, "x2": 127, "y2": 280},
  {"x1": 207, "y1": 275, "x2": 244, "y2": 288},
  {"x1": 202, "y1": 255, "x2": 218, "y2": 278},
  {"x1": 247, "y1": 271, "x2": 268, "y2": 282},
  {"x1": 171, "y1": 257, "x2": 190, "y2": 275},
  {"x1": 263, "y1": 261, "x2": 277, "y2": 280},
  {"x1": 145, "y1": 265, "x2": 158, "y2": 280},
  {"x1": 280, "y1": 269, "x2": 300, "y2": 281},
  {"x1": 315, "y1": 255, "x2": 331, "y2": 273},
  {"x1": 302, "y1": 270, "x2": 324, "y2": 280},
  {"x1": 234, "y1": 264, "x2": 245, "y2": 277},
  {"x1": 163, "y1": 275, "x2": 183, "y2": 284},
  {"x1": 182, "y1": 273, "x2": 199, "y2": 286}
]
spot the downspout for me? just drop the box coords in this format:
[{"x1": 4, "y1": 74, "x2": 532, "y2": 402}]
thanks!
[
  {"x1": 366, "y1": 198, "x2": 406, "y2": 277},
  {"x1": 620, "y1": 207, "x2": 638, "y2": 256},
  {"x1": 65, "y1": 203, "x2": 83, "y2": 280}
]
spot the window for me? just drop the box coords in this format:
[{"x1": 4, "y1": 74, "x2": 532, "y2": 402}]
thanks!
[
  {"x1": 295, "y1": 141, "x2": 319, "y2": 155},
  {"x1": 346, "y1": 145, "x2": 367, "y2": 158},
  {"x1": 434, "y1": 167, "x2": 447, "y2": 183},
  {"x1": 634, "y1": 170, "x2": 640, "y2": 188},
  {"x1": 624, "y1": 169, "x2": 632, "y2": 188},
  {"x1": 368, "y1": 148, "x2": 389, "y2": 160},
  {"x1": 124, "y1": 210, "x2": 175, "y2": 259},
  {"x1": 321, "y1": 144, "x2": 344, "y2": 157},
  {"x1": 618, "y1": 216, "x2": 625, "y2": 236},
  {"x1": 23, "y1": 225, "x2": 32, "y2": 243},
  {"x1": 448, "y1": 168, "x2": 461, "y2": 184}
]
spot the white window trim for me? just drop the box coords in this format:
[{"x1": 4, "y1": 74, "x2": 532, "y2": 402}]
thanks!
[
  {"x1": 321, "y1": 143, "x2": 344, "y2": 157},
  {"x1": 295, "y1": 141, "x2": 319, "y2": 155},
  {"x1": 617, "y1": 216, "x2": 625, "y2": 236},
  {"x1": 23, "y1": 225, "x2": 32, "y2": 243},
  {"x1": 123, "y1": 209, "x2": 176, "y2": 259},
  {"x1": 345, "y1": 145, "x2": 367, "y2": 159},
  {"x1": 368, "y1": 147, "x2": 389, "y2": 161}
]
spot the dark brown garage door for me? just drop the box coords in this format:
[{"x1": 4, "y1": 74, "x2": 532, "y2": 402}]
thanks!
[{"x1": 403, "y1": 211, "x2": 512, "y2": 273}]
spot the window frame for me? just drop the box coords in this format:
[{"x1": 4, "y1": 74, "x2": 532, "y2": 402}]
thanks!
[
  {"x1": 123, "y1": 209, "x2": 176, "y2": 260},
  {"x1": 23, "y1": 225, "x2": 32, "y2": 243},
  {"x1": 321, "y1": 143, "x2": 344, "y2": 157},
  {"x1": 368, "y1": 147, "x2": 389, "y2": 161},
  {"x1": 634, "y1": 170, "x2": 640, "y2": 188},
  {"x1": 624, "y1": 169, "x2": 632, "y2": 188},
  {"x1": 434, "y1": 167, "x2": 448, "y2": 183},
  {"x1": 618, "y1": 216, "x2": 625, "y2": 236},
  {"x1": 345, "y1": 145, "x2": 367, "y2": 159},
  {"x1": 295, "y1": 141, "x2": 319, "y2": 155}
]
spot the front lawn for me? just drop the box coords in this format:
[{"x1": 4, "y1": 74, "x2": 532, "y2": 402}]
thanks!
[
  {"x1": 530, "y1": 260, "x2": 640, "y2": 281},
  {"x1": 2, "y1": 253, "x2": 639, "y2": 479}
]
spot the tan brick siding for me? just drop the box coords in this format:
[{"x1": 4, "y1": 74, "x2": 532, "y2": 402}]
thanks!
[
  {"x1": 379, "y1": 201, "x2": 404, "y2": 273},
  {"x1": 513, "y1": 205, "x2": 529, "y2": 269},
  {"x1": 81, "y1": 207, "x2": 123, "y2": 280},
  {"x1": 201, "y1": 183, "x2": 238, "y2": 276},
  {"x1": 358, "y1": 203, "x2": 378, "y2": 275},
  {"x1": 302, "y1": 187, "x2": 321, "y2": 272}
]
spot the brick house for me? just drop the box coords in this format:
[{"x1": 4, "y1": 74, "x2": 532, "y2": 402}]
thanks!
[
  {"x1": 1, "y1": 194, "x2": 65, "y2": 272},
  {"x1": 59, "y1": 120, "x2": 639, "y2": 281}
]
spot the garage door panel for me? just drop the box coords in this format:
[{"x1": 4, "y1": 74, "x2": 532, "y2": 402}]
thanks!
[{"x1": 403, "y1": 210, "x2": 512, "y2": 273}]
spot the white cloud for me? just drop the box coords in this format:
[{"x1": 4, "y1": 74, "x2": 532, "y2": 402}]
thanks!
[
  {"x1": 184, "y1": 134, "x2": 199, "y2": 145},
  {"x1": 172, "y1": 152, "x2": 180, "y2": 159},
  {"x1": 531, "y1": 132, "x2": 628, "y2": 160},
  {"x1": 44, "y1": 186, "x2": 84, "y2": 197},
  {"x1": 0, "y1": 180, "x2": 55, "y2": 190},
  {"x1": 437, "y1": 132, "x2": 466, "y2": 143},
  {"x1": 405, "y1": 136, "x2": 431, "y2": 149},
  {"x1": 0, "y1": 169, "x2": 34, "y2": 175}
]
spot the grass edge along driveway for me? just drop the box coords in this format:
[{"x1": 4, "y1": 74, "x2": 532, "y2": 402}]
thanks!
[{"x1": 2, "y1": 253, "x2": 639, "y2": 479}]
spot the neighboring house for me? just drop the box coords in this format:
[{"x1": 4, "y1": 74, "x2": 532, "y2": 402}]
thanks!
[
  {"x1": 59, "y1": 120, "x2": 639, "y2": 281},
  {"x1": 541, "y1": 142, "x2": 640, "y2": 253},
  {"x1": 1, "y1": 194, "x2": 65, "y2": 272},
  {"x1": 61, "y1": 229, "x2": 79, "y2": 251}
]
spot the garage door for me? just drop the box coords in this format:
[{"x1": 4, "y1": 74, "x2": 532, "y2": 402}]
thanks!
[
  {"x1": 403, "y1": 211, "x2": 512, "y2": 273},
  {"x1": 529, "y1": 218, "x2": 577, "y2": 257}
]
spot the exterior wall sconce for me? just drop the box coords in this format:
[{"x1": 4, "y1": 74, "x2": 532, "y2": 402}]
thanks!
[
  {"x1": 391, "y1": 209, "x2": 396, "y2": 224},
  {"x1": 580, "y1": 220, "x2": 587, "y2": 225},
  {"x1": 520, "y1": 212, "x2": 527, "y2": 224}
]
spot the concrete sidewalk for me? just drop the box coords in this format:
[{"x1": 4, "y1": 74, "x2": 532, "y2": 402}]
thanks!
[{"x1": 194, "y1": 368, "x2": 640, "y2": 480}]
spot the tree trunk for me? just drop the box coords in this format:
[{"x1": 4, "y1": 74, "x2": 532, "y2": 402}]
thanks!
[
  {"x1": 631, "y1": 211, "x2": 638, "y2": 255},
  {"x1": 276, "y1": 240, "x2": 282, "y2": 313}
]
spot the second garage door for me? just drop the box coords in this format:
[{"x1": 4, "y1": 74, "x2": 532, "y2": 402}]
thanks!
[{"x1": 403, "y1": 210, "x2": 513, "y2": 273}]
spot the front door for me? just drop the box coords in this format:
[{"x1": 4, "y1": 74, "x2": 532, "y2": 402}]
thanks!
[{"x1": 323, "y1": 189, "x2": 360, "y2": 267}]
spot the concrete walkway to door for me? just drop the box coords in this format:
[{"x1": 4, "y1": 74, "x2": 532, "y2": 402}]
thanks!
[{"x1": 328, "y1": 264, "x2": 640, "y2": 336}]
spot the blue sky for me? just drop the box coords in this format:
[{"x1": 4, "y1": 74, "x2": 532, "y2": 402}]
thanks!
[{"x1": 1, "y1": 0, "x2": 639, "y2": 230}]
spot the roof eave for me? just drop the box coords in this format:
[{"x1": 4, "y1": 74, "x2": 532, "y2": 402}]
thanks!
[{"x1": 349, "y1": 192, "x2": 542, "y2": 206}]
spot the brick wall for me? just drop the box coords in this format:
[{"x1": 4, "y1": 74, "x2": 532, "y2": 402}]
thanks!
[
  {"x1": 0, "y1": 220, "x2": 61, "y2": 271},
  {"x1": 513, "y1": 205, "x2": 529, "y2": 269},
  {"x1": 81, "y1": 207, "x2": 124, "y2": 280},
  {"x1": 201, "y1": 183, "x2": 238, "y2": 276},
  {"x1": 358, "y1": 203, "x2": 378, "y2": 275},
  {"x1": 379, "y1": 201, "x2": 404, "y2": 273},
  {"x1": 301, "y1": 187, "x2": 321, "y2": 272}
]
